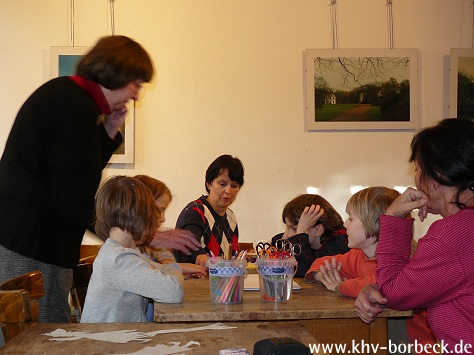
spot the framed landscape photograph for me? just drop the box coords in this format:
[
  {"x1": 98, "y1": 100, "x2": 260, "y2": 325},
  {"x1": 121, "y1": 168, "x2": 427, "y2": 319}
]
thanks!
[
  {"x1": 50, "y1": 46, "x2": 135, "y2": 164},
  {"x1": 304, "y1": 48, "x2": 419, "y2": 131},
  {"x1": 449, "y1": 48, "x2": 474, "y2": 122}
]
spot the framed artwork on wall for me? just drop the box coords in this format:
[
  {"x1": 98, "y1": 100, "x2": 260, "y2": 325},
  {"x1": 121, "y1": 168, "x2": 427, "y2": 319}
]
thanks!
[
  {"x1": 449, "y1": 48, "x2": 474, "y2": 122},
  {"x1": 50, "y1": 46, "x2": 135, "y2": 164},
  {"x1": 304, "y1": 48, "x2": 419, "y2": 131}
]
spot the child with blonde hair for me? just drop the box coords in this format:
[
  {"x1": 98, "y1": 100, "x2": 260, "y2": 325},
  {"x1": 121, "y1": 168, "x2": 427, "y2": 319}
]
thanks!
[
  {"x1": 81, "y1": 176, "x2": 184, "y2": 323},
  {"x1": 305, "y1": 186, "x2": 399, "y2": 296},
  {"x1": 306, "y1": 186, "x2": 436, "y2": 353}
]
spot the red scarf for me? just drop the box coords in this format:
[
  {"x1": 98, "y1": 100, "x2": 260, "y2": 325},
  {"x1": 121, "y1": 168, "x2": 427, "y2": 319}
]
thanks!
[{"x1": 70, "y1": 75, "x2": 112, "y2": 115}]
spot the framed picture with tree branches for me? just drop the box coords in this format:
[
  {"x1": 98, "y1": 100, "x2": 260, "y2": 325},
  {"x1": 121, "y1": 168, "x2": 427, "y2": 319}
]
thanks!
[
  {"x1": 304, "y1": 48, "x2": 419, "y2": 131},
  {"x1": 449, "y1": 48, "x2": 474, "y2": 122},
  {"x1": 49, "y1": 46, "x2": 135, "y2": 164}
]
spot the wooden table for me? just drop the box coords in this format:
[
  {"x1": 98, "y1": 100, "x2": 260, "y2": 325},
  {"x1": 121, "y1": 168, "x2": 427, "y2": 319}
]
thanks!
[
  {"x1": 155, "y1": 278, "x2": 412, "y2": 354},
  {"x1": 0, "y1": 321, "x2": 319, "y2": 354}
]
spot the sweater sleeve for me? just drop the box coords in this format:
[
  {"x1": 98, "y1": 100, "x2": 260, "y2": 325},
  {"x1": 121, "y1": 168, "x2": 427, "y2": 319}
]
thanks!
[
  {"x1": 112, "y1": 249, "x2": 184, "y2": 304},
  {"x1": 98, "y1": 122, "x2": 123, "y2": 165},
  {"x1": 337, "y1": 274, "x2": 377, "y2": 298},
  {"x1": 376, "y1": 215, "x2": 464, "y2": 310},
  {"x1": 174, "y1": 202, "x2": 207, "y2": 263}
]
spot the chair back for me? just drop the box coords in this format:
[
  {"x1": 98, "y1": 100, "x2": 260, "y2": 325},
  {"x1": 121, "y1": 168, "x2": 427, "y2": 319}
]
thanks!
[
  {"x1": 80, "y1": 244, "x2": 101, "y2": 261},
  {"x1": 70, "y1": 262, "x2": 93, "y2": 322},
  {"x1": 0, "y1": 270, "x2": 44, "y2": 343}
]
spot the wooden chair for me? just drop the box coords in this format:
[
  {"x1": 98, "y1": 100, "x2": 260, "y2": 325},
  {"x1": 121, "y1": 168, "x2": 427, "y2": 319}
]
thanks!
[
  {"x1": 0, "y1": 270, "x2": 44, "y2": 344},
  {"x1": 70, "y1": 262, "x2": 93, "y2": 322},
  {"x1": 238, "y1": 242, "x2": 254, "y2": 253},
  {"x1": 79, "y1": 244, "x2": 102, "y2": 261}
]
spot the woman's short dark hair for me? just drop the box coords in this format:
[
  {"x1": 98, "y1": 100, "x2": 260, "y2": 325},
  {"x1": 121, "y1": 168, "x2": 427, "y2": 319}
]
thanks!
[
  {"x1": 95, "y1": 176, "x2": 157, "y2": 242},
  {"x1": 410, "y1": 118, "x2": 474, "y2": 209},
  {"x1": 205, "y1": 155, "x2": 245, "y2": 193},
  {"x1": 76, "y1": 35, "x2": 154, "y2": 90},
  {"x1": 282, "y1": 194, "x2": 344, "y2": 237}
]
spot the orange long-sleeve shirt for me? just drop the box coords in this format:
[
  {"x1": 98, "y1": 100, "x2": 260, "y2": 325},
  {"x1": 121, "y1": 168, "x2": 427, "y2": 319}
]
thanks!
[{"x1": 305, "y1": 249, "x2": 376, "y2": 298}]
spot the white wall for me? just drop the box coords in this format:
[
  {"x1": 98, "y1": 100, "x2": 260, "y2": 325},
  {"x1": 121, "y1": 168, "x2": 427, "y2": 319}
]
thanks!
[{"x1": 1, "y1": 0, "x2": 471, "y2": 243}]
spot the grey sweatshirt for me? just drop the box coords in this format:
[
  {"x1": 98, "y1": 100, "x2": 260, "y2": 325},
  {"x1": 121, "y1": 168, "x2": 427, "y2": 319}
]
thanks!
[{"x1": 81, "y1": 238, "x2": 184, "y2": 323}]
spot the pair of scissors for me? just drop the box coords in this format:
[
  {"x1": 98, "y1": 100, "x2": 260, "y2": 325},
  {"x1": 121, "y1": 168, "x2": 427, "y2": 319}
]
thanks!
[
  {"x1": 255, "y1": 242, "x2": 278, "y2": 258},
  {"x1": 275, "y1": 239, "x2": 302, "y2": 258}
]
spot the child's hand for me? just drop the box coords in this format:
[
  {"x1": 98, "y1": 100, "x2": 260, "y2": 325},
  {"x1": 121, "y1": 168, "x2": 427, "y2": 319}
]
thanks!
[
  {"x1": 180, "y1": 263, "x2": 207, "y2": 279},
  {"x1": 319, "y1": 258, "x2": 346, "y2": 292},
  {"x1": 195, "y1": 254, "x2": 209, "y2": 269},
  {"x1": 297, "y1": 204, "x2": 324, "y2": 235}
]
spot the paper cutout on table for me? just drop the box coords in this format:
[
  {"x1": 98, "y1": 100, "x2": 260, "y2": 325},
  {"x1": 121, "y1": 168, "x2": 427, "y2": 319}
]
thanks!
[
  {"x1": 243, "y1": 273, "x2": 301, "y2": 290},
  {"x1": 43, "y1": 328, "x2": 151, "y2": 343},
  {"x1": 108, "y1": 340, "x2": 200, "y2": 355},
  {"x1": 42, "y1": 322, "x2": 237, "y2": 344},
  {"x1": 146, "y1": 323, "x2": 236, "y2": 337}
]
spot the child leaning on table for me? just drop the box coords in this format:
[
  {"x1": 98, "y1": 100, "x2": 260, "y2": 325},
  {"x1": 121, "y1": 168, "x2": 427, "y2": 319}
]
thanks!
[
  {"x1": 133, "y1": 175, "x2": 206, "y2": 322},
  {"x1": 305, "y1": 186, "x2": 436, "y2": 353},
  {"x1": 134, "y1": 175, "x2": 207, "y2": 279},
  {"x1": 271, "y1": 194, "x2": 349, "y2": 278},
  {"x1": 80, "y1": 176, "x2": 184, "y2": 323},
  {"x1": 305, "y1": 186, "x2": 399, "y2": 296}
]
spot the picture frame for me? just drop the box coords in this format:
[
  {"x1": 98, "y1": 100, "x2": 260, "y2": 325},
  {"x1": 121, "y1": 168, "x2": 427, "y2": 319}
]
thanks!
[
  {"x1": 50, "y1": 46, "x2": 135, "y2": 164},
  {"x1": 304, "y1": 48, "x2": 419, "y2": 131},
  {"x1": 449, "y1": 48, "x2": 474, "y2": 121}
]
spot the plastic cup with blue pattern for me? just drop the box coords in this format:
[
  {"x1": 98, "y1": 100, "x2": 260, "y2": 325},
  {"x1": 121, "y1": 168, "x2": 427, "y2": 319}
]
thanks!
[
  {"x1": 256, "y1": 257, "x2": 297, "y2": 302},
  {"x1": 207, "y1": 258, "x2": 247, "y2": 304}
]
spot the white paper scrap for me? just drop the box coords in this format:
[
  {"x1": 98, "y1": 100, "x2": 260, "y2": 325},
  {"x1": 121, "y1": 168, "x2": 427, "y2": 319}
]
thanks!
[
  {"x1": 145, "y1": 322, "x2": 237, "y2": 337},
  {"x1": 42, "y1": 322, "x2": 237, "y2": 344},
  {"x1": 42, "y1": 329, "x2": 150, "y2": 343},
  {"x1": 108, "y1": 341, "x2": 201, "y2": 355}
]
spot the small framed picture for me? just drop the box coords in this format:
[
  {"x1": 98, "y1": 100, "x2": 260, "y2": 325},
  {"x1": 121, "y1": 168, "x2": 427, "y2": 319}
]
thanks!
[
  {"x1": 304, "y1": 48, "x2": 419, "y2": 131},
  {"x1": 449, "y1": 48, "x2": 474, "y2": 122},
  {"x1": 50, "y1": 46, "x2": 135, "y2": 164}
]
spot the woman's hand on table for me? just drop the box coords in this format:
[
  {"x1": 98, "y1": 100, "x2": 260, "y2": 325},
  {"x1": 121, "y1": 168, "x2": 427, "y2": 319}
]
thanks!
[
  {"x1": 149, "y1": 228, "x2": 201, "y2": 254},
  {"x1": 355, "y1": 284, "x2": 387, "y2": 324}
]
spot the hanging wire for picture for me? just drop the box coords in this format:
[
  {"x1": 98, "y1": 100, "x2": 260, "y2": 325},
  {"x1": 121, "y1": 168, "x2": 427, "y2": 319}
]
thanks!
[
  {"x1": 329, "y1": 0, "x2": 339, "y2": 49},
  {"x1": 386, "y1": 0, "x2": 394, "y2": 49},
  {"x1": 472, "y1": 0, "x2": 474, "y2": 48},
  {"x1": 69, "y1": 0, "x2": 75, "y2": 46},
  {"x1": 109, "y1": 0, "x2": 116, "y2": 36}
]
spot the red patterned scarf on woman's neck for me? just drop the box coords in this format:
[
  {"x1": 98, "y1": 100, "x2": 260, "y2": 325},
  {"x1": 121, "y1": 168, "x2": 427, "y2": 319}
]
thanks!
[{"x1": 70, "y1": 75, "x2": 112, "y2": 115}]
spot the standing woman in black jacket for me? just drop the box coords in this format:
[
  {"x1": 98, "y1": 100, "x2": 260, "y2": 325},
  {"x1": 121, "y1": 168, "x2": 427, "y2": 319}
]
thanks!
[{"x1": 0, "y1": 35, "x2": 154, "y2": 327}]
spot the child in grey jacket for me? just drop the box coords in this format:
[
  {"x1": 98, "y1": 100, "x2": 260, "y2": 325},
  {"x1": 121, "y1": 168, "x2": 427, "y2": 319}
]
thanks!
[{"x1": 81, "y1": 176, "x2": 184, "y2": 323}]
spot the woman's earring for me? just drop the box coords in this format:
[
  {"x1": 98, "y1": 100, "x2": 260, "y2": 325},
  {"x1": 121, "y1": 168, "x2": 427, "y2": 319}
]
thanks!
[{"x1": 468, "y1": 182, "x2": 474, "y2": 192}]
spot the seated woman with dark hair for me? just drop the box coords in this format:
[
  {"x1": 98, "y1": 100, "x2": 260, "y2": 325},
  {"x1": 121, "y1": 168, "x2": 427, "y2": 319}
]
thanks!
[{"x1": 174, "y1": 155, "x2": 245, "y2": 268}]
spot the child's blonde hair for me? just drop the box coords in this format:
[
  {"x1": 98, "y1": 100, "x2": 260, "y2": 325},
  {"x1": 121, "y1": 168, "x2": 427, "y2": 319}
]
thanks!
[
  {"x1": 95, "y1": 176, "x2": 158, "y2": 242},
  {"x1": 346, "y1": 186, "x2": 400, "y2": 242}
]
